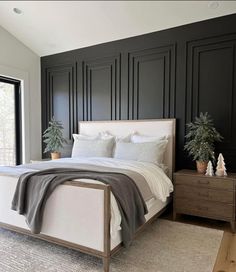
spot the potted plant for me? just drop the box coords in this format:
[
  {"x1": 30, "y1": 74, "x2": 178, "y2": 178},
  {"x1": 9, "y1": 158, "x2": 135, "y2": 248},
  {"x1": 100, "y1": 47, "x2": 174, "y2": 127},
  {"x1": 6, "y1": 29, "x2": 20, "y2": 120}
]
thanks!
[
  {"x1": 43, "y1": 117, "x2": 67, "y2": 160},
  {"x1": 184, "y1": 112, "x2": 222, "y2": 173}
]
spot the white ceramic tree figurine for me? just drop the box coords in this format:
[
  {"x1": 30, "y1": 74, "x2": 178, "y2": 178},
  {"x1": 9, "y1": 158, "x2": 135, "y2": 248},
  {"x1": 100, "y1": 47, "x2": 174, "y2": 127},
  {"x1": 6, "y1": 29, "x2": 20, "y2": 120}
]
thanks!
[
  {"x1": 215, "y1": 153, "x2": 227, "y2": 176},
  {"x1": 205, "y1": 161, "x2": 214, "y2": 176}
]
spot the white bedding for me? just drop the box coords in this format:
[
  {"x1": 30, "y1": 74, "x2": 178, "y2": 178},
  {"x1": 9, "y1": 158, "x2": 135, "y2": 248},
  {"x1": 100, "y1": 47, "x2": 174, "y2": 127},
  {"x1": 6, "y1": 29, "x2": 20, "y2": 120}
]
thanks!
[{"x1": 0, "y1": 157, "x2": 173, "y2": 238}]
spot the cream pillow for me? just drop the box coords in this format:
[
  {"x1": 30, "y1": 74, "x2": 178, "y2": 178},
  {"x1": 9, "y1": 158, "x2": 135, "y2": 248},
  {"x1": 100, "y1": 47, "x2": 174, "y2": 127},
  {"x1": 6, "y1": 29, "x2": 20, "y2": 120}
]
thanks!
[
  {"x1": 73, "y1": 133, "x2": 116, "y2": 141},
  {"x1": 72, "y1": 134, "x2": 98, "y2": 141},
  {"x1": 131, "y1": 133, "x2": 167, "y2": 143},
  {"x1": 99, "y1": 131, "x2": 133, "y2": 142}
]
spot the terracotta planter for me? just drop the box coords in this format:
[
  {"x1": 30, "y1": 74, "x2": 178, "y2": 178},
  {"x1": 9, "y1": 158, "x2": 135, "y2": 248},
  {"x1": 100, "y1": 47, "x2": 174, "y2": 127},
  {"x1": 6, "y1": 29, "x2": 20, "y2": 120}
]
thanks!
[
  {"x1": 51, "y1": 152, "x2": 61, "y2": 160},
  {"x1": 196, "y1": 161, "x2": 208, "y2": 174}
]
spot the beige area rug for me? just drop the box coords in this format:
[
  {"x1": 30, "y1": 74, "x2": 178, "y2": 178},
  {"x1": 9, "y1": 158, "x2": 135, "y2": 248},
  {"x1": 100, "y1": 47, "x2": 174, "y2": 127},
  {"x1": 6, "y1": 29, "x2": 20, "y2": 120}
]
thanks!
[{"x1": 0, "y1": 219, "x2": 223, "y2": 272}]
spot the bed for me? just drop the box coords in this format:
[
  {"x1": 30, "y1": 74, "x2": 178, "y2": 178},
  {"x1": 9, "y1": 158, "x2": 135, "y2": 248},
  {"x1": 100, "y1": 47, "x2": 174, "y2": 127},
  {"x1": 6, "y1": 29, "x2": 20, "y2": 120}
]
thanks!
[{"x1": 0, "y1": 119, "x2": 175, "y2": 272}]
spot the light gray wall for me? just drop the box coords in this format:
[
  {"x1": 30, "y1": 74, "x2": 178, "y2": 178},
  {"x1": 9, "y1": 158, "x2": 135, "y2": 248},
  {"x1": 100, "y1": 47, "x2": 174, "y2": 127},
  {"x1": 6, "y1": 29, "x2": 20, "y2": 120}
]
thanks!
[{"x1": 0, "y1": 25, "x2": 41, "y2": 162}]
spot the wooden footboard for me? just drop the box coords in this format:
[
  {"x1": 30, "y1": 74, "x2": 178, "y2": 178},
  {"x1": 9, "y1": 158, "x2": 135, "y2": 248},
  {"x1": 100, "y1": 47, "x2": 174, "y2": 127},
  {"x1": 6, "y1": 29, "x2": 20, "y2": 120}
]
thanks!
[
  {"x1": 0, "y1": 178, "x2": 171, "y2": 272},
  {"x1": 0, "y1": 179, "x2": 112, "y2": 272}
]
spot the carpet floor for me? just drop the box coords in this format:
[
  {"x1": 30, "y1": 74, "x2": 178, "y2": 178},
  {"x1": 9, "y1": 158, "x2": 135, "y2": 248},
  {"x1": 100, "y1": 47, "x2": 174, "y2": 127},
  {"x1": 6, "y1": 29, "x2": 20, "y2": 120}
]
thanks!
[{"x1": 0, "y1": 219, "x2": 223, "y2": 272}]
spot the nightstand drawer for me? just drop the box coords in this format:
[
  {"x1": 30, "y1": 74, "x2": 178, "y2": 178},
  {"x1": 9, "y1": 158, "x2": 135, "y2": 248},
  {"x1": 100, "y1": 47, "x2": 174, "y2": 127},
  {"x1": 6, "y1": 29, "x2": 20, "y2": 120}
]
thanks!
[
  {"x1": 175, "y1": 185, "x2": 234, "y2": 203},
  {"x1": 175, "y1": 198, "x2": 234, "y2": 219},
  {"x1": 175, "y1": 175, "x2": 234, "y2": 190}
]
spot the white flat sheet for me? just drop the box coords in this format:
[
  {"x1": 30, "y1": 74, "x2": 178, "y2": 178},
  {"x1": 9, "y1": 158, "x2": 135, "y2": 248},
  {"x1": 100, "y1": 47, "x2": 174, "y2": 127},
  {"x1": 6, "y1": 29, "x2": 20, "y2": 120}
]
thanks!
[
  {"x1": 42, "y1": 157, "x2": 173, "y2": 201},
  {"x1": 0, "y1": 157, "x2": 173, "y2": 238},
  {"x1": 111, "y1": 197, "x2": 171, "y2": 248}
]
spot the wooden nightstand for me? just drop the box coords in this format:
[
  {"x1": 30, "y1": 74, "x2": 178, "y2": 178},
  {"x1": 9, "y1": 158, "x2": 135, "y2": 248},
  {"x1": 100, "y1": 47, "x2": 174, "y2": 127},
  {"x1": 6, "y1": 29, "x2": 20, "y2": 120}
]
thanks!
[{"x1": 173, "y1": 169, "x2": 236, "y2": 232}]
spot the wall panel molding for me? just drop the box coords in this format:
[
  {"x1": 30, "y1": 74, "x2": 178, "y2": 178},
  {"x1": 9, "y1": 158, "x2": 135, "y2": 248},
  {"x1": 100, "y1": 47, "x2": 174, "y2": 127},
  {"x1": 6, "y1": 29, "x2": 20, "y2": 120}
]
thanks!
[
  {"x1": 82, "y1": 55, "x2": 121, "y2": 121},
  {"x1": 128, "y1": 45, "x2": 176, "y2": 120},
  {"x1": 41, "y1": 14, "x2": 236, "y2": 171},
  {"x1": 44, "y1": 63, "x2": 76, "y2": 157},
  {"x1": 186, "y1": 34, "x2": 236, "y2": 157},
  {"x1": 46, "y1": 63, "x2": 76, "y2": 139}
]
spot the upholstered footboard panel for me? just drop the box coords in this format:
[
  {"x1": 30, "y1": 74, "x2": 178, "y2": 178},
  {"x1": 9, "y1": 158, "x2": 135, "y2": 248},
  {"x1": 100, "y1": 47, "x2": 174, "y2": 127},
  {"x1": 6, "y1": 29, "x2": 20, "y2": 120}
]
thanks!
[{"x1": 0, "y1": 175, "x2": 111, "y2": 252}]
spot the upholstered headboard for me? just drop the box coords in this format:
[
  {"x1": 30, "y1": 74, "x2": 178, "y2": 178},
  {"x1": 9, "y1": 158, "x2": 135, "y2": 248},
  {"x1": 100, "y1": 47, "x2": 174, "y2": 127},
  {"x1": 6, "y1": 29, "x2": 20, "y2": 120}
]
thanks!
[{"x1": 79, "y1": 119, "x2": 176, "y2": 179}]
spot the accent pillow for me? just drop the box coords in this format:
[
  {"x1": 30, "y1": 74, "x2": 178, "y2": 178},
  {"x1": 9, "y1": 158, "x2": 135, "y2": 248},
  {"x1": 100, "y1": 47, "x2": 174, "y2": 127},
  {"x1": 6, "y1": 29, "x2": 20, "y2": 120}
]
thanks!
[
  {"x1": 98, "y1": 132, "x2": 117, "y2": 141},
  {"x1": 73, "y1": 133, "x2": 116, "y2": 141},
  {"x1": 131, "y1": 133, "x2": 167, "y2": 143},
  {"x1": 72, "y1": 134, "x2": 98, "y2": 141},
  {"x1": 99, "y1": 131, "x2": 133, "y2": 143},
  {"x1": 114, "y1": 140, "x2": 168, "y2": 165},
  {"x1": 71, "y1": 138, "x2": 115, "y2": 158}
]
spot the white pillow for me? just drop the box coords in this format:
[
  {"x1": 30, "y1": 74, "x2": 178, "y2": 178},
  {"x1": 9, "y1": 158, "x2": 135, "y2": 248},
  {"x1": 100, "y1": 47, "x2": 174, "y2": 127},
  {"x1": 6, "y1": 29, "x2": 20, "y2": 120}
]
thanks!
[
  {"x1": 71, "y1": 138, "x2": 115, "y2": 158},
  {"x1": 73, "y1": 133, "x2": 116, "y2": 141},
  {"x1": 98, "y1": 132, "x2": 116, "y2": 141},
  {"x1": 116, "y1": 134, "x2": 132, "y2": 143},
  {"x1": 99, "y1": 131, "x2": 133, "y2": 143},
  {"x1": 131, "y1": 133, "x2": 167, "y2": 143},
  {"x1": 114, "y1": 140, "x2": 168, "y2": 165},
  {"x1": 72, "y1": 134, "x2": 99, "y2": 141}
]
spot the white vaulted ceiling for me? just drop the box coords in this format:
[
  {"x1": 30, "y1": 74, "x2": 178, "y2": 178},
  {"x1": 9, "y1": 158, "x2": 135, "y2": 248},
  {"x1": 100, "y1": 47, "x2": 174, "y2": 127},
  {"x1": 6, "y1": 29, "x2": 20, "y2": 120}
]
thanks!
[{"x1": 0, "y1": 1, "x2": 236, "y2": 56}]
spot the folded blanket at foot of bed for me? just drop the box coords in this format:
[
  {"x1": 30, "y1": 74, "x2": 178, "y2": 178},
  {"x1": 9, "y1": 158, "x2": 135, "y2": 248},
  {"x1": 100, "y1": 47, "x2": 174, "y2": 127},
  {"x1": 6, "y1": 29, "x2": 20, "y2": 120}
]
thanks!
[{"x1": 11, "y1": 167, "x2": 152, "y2": 247}]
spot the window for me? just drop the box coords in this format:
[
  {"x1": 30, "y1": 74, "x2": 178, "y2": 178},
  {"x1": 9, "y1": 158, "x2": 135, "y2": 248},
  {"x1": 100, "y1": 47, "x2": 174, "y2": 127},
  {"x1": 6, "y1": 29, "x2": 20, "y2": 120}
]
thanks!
[{"x1": 0, "y1": 76, "x2": 21, "y2": 166}]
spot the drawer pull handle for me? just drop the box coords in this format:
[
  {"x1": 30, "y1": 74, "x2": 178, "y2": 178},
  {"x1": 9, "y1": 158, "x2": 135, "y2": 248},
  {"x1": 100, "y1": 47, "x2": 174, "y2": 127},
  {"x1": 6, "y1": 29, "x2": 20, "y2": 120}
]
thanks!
[
  {"x1": 198, "y1": 180, "x2": 209, "y2": 184},
  {"x1": 198, "y1": 192, "x2": 209, "y2": 198},
  {"x1": 198, "y1": 206, "x2": 208, "y2": 211}
]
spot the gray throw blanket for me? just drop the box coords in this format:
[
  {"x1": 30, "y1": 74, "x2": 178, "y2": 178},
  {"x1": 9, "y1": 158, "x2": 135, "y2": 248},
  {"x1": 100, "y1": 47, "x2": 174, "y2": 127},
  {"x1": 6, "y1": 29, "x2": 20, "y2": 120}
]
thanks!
[{"x1": 11, "y1": 168, "x2": 149, "y2": 247}]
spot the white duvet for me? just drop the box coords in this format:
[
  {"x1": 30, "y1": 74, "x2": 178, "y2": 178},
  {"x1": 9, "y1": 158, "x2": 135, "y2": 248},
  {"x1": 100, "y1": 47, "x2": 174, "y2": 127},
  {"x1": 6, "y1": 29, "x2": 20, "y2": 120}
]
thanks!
[{"x1": 0, "y1": 157, "x2": 173, "y2": 238}]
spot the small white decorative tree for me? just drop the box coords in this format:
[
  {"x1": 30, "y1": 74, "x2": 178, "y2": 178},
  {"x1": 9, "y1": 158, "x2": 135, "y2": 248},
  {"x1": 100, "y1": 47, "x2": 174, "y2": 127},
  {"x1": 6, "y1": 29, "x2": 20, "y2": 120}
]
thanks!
[
  {"x1": 215, "y1": 153, "x2": 227, "y2": 176},
  {"x1": 205, "y1": 161, "x2": 214, "y2": 176}
]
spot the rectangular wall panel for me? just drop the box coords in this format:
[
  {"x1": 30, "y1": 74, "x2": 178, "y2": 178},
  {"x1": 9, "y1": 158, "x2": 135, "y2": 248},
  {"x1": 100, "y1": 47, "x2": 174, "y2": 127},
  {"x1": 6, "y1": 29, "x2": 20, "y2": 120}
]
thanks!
[
  {"x1": 128, "y1": 45, "x2": 175, "y2": 119},
  {"x1": 44, "y1": 64, "x2": 76, "y2": 156},
  {"x1": 186, "y1": 34, "x2": 236, "y2": 169},
  {"x1": 83, "y1": 55, "x2": 121, "y2": 121}
]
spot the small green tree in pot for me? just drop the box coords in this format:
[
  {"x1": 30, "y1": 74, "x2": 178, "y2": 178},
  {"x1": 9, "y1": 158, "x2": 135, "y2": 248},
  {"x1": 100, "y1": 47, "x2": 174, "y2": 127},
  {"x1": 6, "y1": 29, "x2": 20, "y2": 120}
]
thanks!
[
  {"x1": 43, "y1": 117, "x2": 67, "y2": 160},
  {"x1": 184, "y1": 112, "x2": 222, "y2": 173}
]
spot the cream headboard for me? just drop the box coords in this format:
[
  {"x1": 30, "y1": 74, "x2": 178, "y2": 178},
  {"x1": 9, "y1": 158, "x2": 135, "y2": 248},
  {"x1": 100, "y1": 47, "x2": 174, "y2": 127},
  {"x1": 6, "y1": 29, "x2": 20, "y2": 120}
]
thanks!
[{"x1": 79, "y1": 119, "x2": 176, "y2": 179}]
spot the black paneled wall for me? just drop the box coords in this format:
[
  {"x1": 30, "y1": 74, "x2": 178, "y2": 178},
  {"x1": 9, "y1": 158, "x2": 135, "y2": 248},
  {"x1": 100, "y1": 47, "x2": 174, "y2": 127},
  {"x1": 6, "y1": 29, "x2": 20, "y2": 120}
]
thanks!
[{"x1": 41, "y1": 14, "x2": 236, "y2": 171}]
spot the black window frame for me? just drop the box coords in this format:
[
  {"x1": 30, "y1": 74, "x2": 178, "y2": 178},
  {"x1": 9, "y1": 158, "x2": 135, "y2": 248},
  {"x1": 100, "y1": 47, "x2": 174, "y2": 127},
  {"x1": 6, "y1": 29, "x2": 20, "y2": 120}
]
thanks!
[{"x1": 0, "y1": 76, "x2": 22, "y2": 165}]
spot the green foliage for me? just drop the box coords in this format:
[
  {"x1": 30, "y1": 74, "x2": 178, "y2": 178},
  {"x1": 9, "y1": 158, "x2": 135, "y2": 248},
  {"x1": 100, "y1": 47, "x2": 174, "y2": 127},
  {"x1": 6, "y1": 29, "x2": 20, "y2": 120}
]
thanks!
[
  {"x1": 184, "y1": 112, "x2": 223, "y2": 162},
  {"x1": 43, "y1": 117, "x2": 67, "y2": 153}
]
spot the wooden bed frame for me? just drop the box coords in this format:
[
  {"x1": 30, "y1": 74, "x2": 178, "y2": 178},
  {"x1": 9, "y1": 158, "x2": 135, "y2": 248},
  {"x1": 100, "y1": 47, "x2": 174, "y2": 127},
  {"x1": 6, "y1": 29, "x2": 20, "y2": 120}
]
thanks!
[{"x1": 0, "y1": 119, "x2": 176, "y2": 272}]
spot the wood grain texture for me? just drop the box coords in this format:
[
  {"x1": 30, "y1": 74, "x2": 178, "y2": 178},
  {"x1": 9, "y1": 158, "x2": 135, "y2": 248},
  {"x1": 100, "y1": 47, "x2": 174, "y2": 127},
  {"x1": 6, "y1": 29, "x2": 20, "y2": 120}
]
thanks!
[
  {"x1": 175, "y1": 175, "x2": 234, "y2": 190},
  {"x1": 173, "y1": 170, "x2": 236, "y2": 232},
  {"x1": 175, "y1": 185, "x2": 234, "y2": 203},
  {"x1": 213, "y1": 232, "x2": 236, "y2": 272}
]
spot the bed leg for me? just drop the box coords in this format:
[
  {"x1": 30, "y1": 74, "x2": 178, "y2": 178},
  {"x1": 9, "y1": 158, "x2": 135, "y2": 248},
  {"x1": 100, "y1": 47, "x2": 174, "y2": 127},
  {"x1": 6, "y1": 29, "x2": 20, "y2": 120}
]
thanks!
[{"x1": 103, "y1": 256, "x2": 110, "y2": 272}]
